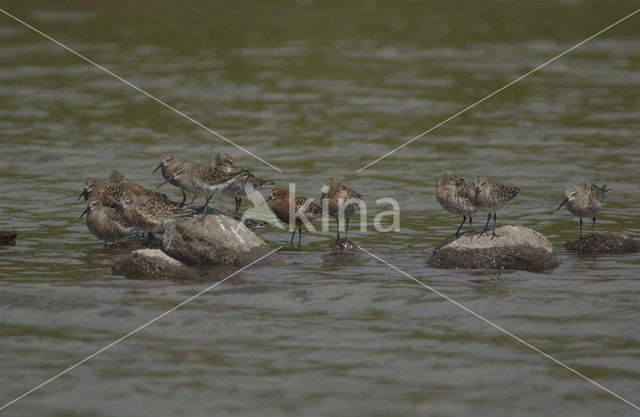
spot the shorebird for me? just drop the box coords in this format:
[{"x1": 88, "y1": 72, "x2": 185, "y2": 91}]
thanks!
[
  {"x1": 320, "y1": 178, "x2": 362, "y2": 239},
  {"x1": 79, "y1": 169, "x2": 125, "y2": 203},
  {"x1": 212, "y1": 153, "x2": 275, "y2": 216},
  {"x1": 120, "y1": 190, "x2": 193, "y2": 236},
  {"x1": 471, "y1": 175, "x2": 520, "y2": 235},
  {"x1": 556, "y1": 183, "x2": 611, "y2": 238},
  {"x1": 435, "y1": 171, "x2": 476, "y2": 236},
  {"x1": 80, "y1": 195, "x2": 135, "y2": 247},
  {"x1": 80, "y1": 170, "x2": 171, "y2": 208},
  {"x1": 153, "y1": 153, "x2": 198, "y2": 206},
  {"x1": 168, "y1": 162, "x2": 243, "y2": 219},
  {"x1": 266, "y1": 186, "x2": 322, "y2": 248}
]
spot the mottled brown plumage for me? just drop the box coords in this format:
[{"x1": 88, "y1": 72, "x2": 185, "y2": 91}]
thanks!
[
  {"x1": 320, "y1": 178, "x2": 362, "y2": 238},
  {"x1": 472, "y1": 175, "x2": 520, "y2": 235},
  {"x1": 556, "y1": 183, "x2": 611, "y2": 238},
  {"x1": 268, "y1": 186, "x2": 322, "y2": 247},
  {"x1": 212, "y1": 153, "x2": 275, "y2": 215},
  {"x1": 153, "y1": 153, "x2": 199, "y2": 206},
  {"x1": 80, "y1": 196, "x2": 135, "y2": 247},
  {"x1": 120, "y1": 191, "x2": 193, "y2": 234},
  {"x1": 170, "y1": 162, "x2": 245, "y2": 219},
  {"x1": 80, "y1": 170, "x2": 170, "y2": 208},
  {"x1": 435, "y1": 171, "x2": 476, "y2": 235}
]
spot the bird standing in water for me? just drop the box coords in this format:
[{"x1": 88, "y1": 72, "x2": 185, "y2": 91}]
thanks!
[
  {"x1": 320, "y1": 178, "x2": 362, "y2": 239},
  {"x1": 556, "y1": 183, "x2": 611, "y2": 238},
  {"x1": 266, "y1": 186, "x2": 322, "y2": 248}
]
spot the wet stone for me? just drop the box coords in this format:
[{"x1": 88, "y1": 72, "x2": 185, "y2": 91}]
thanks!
[
  {"x1": 430, "y1": 225, "x2": 558, "y2": 272},
  {"x1": 564, "y1": 232, "x2": 639, "y2": 255},
  {"x1": 0, "y1": 229, "x2": 17, "y2": 244},
  {"x1": 161, "y1": 213, "x2": 269, "y2": 266},
  {"x1": 331, "y1": 238, "x2": 358, "y2": 253},
  {"x1": 112, "y1": 249, "x2": 200, "y2": 280}
]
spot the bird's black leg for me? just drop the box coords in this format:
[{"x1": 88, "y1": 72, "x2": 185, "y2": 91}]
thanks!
[
  {"x1": 468, "y1": 215, "x2": 473, "y2": 232},
  {"x1": 190, "y1": 194, "x2": 198, "y2": 205},
  {"x1": 455, "y1": 215, "x2": 467, "y2": 236},
  {"x1": 290, "y1": 228, "x2": 296, "y2": 248},
  {"x1": 591, "y1": 217, "x2": 596, "y2": 235},
  {"x1": 579, "y1": 217, "x2": 583, "y2": 239},
  {"x1": 336, "y1": 218, "x2": 340, "y2": 239},
  {"x1": 179, "y1": 190, "x2": 187, "y2": 207},
  {"x1": 346, "y1": 218, "x2": 350, "y2": 238},
  {"x1": 235, "y1": 198, "x2": 241, "y2": 216},
  {"x1": 298, "y1": 224, "x2": 302, "y2": 248},
  {"x1": 482, "y1": 213, "x2": 491, "y2": 234},
  {"x1": 199, "y1": 194, "x2": 213, "y2": 221},
  {"x1": 491, "y1": 213, "x2": 499, "y2": 237}
]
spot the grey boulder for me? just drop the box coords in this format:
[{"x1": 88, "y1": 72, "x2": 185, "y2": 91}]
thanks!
[
  {"x1": 564, "y1": 232, "x2": 639, "y2": 255},
  {"x1": 162, "y1": 214, "x2": 270, "y2": 266},
  {"x1": 430, "y1": 225, "x2": 558, "y2": 272},
  {"x1": 112, "y1": 249, "x2": 200, "y2": 280}
]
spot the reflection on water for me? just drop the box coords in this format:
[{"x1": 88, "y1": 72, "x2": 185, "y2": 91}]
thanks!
[{"x1": 1, "y1": 1, "x2": 640, "y2": 416}]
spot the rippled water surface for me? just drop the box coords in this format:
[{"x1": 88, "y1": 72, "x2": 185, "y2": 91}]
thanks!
[{"x1": 1, "y1": 1, "x2": 640, "y2": 416}]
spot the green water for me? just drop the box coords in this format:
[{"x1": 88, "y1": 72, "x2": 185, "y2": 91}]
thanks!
[{"x1": 1, "y1": 1, "x2": 639, "y2": 416}]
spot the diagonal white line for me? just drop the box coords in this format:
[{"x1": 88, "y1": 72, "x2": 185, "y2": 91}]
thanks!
[
  {"x1": 0, "y1": 246, "x2": 281, "y2": 411},
  {"x1": 0, "y1": 8, "x2": 282, "y2": 173},
  {"x1": 357, "y1": 245, "x2": 640, "y2": 412},
  {"x1": 357, "y1": 8, "x2": 640, "y2": 173}
]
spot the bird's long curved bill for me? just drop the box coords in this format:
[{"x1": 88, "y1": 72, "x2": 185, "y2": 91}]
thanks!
[
  {"x1": 79, "y1": 206, "x2": 90, "y2": 219},
  {"x1": 156, "y1": 179, "x2": 169, "y2": 189},
  {"x1": 78, "y1": 189, "x2": 88, "y2": 200},
  {"x1": 555, "y1": 197, "x2": 569, "y2": 213},
  {"x1": 152, "y1": 163, "x2": 163, "y2": 174}
]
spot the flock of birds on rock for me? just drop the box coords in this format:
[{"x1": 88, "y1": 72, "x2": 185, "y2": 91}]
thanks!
[
  {"x1": 79, "y1": 153, "x2": 363, "y2": 248},
  {"x1": 435, "y1": 170, "x2": 612, "y2": 238},
  {"x1": 78, "y1": 155, "x2": 611, "y2": 249}
]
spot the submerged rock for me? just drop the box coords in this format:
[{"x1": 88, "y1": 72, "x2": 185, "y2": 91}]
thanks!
[
  {"x1": 162, "y1": 213, "x2": 269, "y2": 266},
  {"x1": 112, "y1": 249, "x2": 200, "y2": 280},
  {"x1": 430, "y1": 225, "x2": 557, "y2": 272},
  {"x1": 0, "y1": 229, "x2": 17, "y2": 244},
  {"x1": 564, "y1": 232, "x2": 639, "y2": 255},
  {"x1": 331, "y1": 238, "x2": 358, "y2": 253}
]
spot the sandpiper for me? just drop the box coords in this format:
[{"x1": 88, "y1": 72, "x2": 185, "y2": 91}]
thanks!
[
  {"x1": 81, "y1": 171, "x2": 172, "y2": 208},
  {"x1": 168, "y1": 162, "x2": 243, "y2": 219},
  {"x1": 471, "y1": 175, "x2": 520, "y2": 235},
  {"x1": 556, "y1": 183, "x2": 611, "y2": 238},
  {"x1": 435, "y1": 171, "x2": 476, "y2": 236},
  {"x1": 212, "y1": 153, "x2": 275, "y2": 216},
  {"x1": 266, "y1": 186, "x2": 322, "y2": 247},
  {"x1": 80, "y1": 195, "x2": 135, "y2": 247},
  {"x1": 320, "y1": 178, "x2": 362, "y2": 239},
  {"x1": 79, "y1": 170, "x2": 126, "y2": 199},
  {"x1": 153, "y1": 153, "x2": 198, "y2": 206},
  {"x1": 120, "y1": 190, "x2": 193, "y2": 235}
]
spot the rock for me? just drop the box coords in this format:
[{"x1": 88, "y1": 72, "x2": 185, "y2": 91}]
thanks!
[
  {"x1": 564, "y1": 232, "x2": 639, "y2": 255},
  {"x1": 430, "y1": 225, "x2": 558, "y2": 272},
  {"x1": 331, "y1": 238, "x2": 358, "y2": 253},
  {"x1": 0, "y1": 229, "x2": 17, "y2": 244},
  {"x1": 112, "y1": 249, "x2": 200, "y2": 280},
  {"x1": 190, "y1": 205, "x2": 268, "y2": 230},
  {"x1": 161, "y1": 213, "x2": 269, "y2": 266}
]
